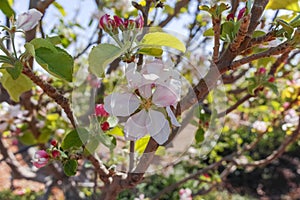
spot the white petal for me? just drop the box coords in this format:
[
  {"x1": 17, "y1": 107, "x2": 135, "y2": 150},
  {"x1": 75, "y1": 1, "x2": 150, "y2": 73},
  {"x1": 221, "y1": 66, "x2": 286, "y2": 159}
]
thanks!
[
  {"x1": 124, "y1": 110, "x2": 148, "y2": 140},
  {"x1": 125, "y1": 63, "x2": 142, "y2": 89},
  {"x1": 146, "y1": 110, "x2": 168, "y2": 137},
  {"x1": 166, "y1": 106, "x2": 181, "y2": 127},
  {"x1": 17, "y1": 9, "x2": 43, "y2": 31},
  {"x1": 152, "y1": 85, "x2": 178, "y2": 107},
  {"x1": 138, "y1": 84, "x2": 152, "y2": 99},
  {"x1": 152, "y1": 121, "x2": 170, "y2": 145},
  {"x1": 104, "y1": 93, "x2": 140, "y2": 116},
  {"x1": 0, "y1": 122, "x2": 8, "y2": 132}
]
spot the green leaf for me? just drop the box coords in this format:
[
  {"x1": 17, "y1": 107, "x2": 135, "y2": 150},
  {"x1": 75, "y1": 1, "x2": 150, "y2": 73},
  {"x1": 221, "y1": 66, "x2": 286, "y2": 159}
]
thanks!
[
  {"x1": 266, "y1": 0, "x2": 300, "y2": 11},
  {"x1": 88, "y1": 44, "x2": 126, "y2": 77},
  {"x1": 277, "y1": 19, "x2": 294, "y2": 37},
  {"x1": 37, "y1": 130, "x2": 51, "y2": 144},
  {"x1": 84, "y1": 136, "x2": 99, "y2": 155},
  {"x1": 0, "y1": 70, "x2": 33, "y2": 102},
  {"x1": 107, "y1": 126, "x2": 124, "y2": 136},
  {"x1": 61, "y1": 128, "x2": 89, "y2": 150},
  {"x1": 0, "y1": 0, "x2": 14, "y2": 17},
  {"x1": 138, "y1": 48, "x2": 163, "y2": 57},
  {"x1": 135, "y1": 136, "x2": 150, "y2": 154},
  {"x1": 35, "y1": 47, "x2": 74, "y2": 82},
  {"x1": 63, "y1": 159, "x2": 78, "y2": 176},
  {"x1": 30, "y1": 38, "x2": 58, "y2": 52},
  {"x1": 96, "y1": 133, "x2": 116, "y2": 149},
  {"x1": 140, "y1": 32, "x2": 186, "y2": 53},
  {"x1": 195, "y1": 127, "x2": 205, "y2": 143},
  {"x1": 18, "y1": 131, "x2": 37, "y2": 145},
  {"x1": 252, "y1": 30, "x2": 266, "y2": 38},
  {"x1": 46, "y1": 36, "x2": 62, "y2": 45},
  {"x1": 24, "y1": 43, "x2": 36, "y2": 57},
  {"x1": 53, "y1": 2, "x2": 66, "y2": 16},
  {"x1": 6, "y1": 61, "x2": 23, "y2": 80},
  {"x1": 203, "y1": 28, "x2": 214, "y2": 37}
]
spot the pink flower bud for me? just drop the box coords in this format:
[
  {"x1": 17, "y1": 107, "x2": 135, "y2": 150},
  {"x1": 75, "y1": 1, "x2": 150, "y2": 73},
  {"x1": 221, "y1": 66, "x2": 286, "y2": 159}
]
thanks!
[
  {"x1": 16, "y1": 9, "x2": 43, "y2": 31},
  {"x1": 32, "y1": 150, "x2": 49, "y2": 168},
  {"x1": 268, "y1": 76, "x2": 275, "y2": 82},
  {"x1": 101, "y1": 121, "x2": 110, "y2": 131},
  {"x1": 226, "y1": 13, "x2": 234, "y2": 21},
  {"x1": 258, "y1": 67, "x2": 266, "y2": 74},
  {"x1": 135, "y1": 15, "x2": 144, "y2": 29},
  {"x1": 51, "y1": 150, "x2": 60, "y2": 158},
  {"x1": 113, "y1": 15, "x2": 124, "y2": 27},
  {"x1": 95, "y1": 104, "x2": 109, "y2": 117},
  {"x1": 99, "y1": 14, "x2": 116, "y2": 32},
  {"x1": 237, "y1": 7, "x2": 246, "y2": 20},
  {"x1": 50, "y1": 139, "x2": 57, "y2": 147},
  {"x1": 124, "y1": 19, "x2": 135, "y2": 30}
]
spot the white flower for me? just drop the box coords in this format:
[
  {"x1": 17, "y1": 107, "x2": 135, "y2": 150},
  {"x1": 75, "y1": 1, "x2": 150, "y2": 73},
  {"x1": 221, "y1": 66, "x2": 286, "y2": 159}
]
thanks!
[
  {"x1": 252, "y1": 121, "x2": 267, "y2": 133},
  {"x1": 104, "y1": 60, "x2": 181, "y2": 145},
  {"x1": 0, "y1": 102, "x2": 28, "y2": 132},
  {"x1": 16, "y1": 9, "x2": 43, "y2": 31}
]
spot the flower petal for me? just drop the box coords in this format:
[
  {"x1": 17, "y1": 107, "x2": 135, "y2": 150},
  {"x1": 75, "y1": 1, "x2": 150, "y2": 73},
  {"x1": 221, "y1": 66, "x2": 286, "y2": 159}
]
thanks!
[
  {"x1": 125, "y1": 63, "x2": 142, "y2": 89},
  {"x1": 146, "y1": 110, "x2": 168, "y2": 137},
  {"x1": 152, "y1": 120, "x2": 170, "y2": 145},
  {"x1": 124, "y1": 110, "x2": 148, "y2": 141},
  {"x1": 104, "y1": 93, "x2": 140, "y2": 117},
  {"x1": 152, "y1": 85, "x2": 178, "y2": 107},
  {"x1": 166, "y1": 106, "x2": 181, "y2": 127},
  {"x1": 17, "y1": 9, "x2": 43, "y2": 31}
]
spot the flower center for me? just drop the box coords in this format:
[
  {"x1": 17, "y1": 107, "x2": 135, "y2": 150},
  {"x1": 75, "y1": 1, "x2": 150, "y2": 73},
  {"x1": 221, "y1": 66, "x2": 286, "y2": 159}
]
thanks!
[{"x1": 142, "y1": 98, "x2": 152, "y2": 110}]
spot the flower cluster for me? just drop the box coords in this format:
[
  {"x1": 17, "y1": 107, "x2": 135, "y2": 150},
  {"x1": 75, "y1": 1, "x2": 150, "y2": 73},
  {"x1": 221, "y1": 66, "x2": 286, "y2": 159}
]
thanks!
[
  {"x1": 179, "y1": 188, "x2": 192, "y2": 200},
  {"x1": 104, "y1": 59, "x2": 181, "y2": 145},
  {"x1": 99, "y1": 14, "x2": 143, "y2": 34},
  {"x1": 32, "y1": 139, "x2": 61, "y2": 168},
  {"x1": 95, "y1": 104, "x2": 110, "y2": 131}
]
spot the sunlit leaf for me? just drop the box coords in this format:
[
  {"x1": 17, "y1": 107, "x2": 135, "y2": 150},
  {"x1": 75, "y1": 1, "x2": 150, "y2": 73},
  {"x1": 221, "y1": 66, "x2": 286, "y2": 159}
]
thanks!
[
  {"x1": 266, "y1": 0, "x2": 300, "y2": 11},
  {"x1": 0, "y1": 70, "x2": 33, "y2": 102},
  {"x1": 140, "y1": 32, "x2": 186, "y2": 53},
  {"x1": 88, "y1": 44, "x2": 127, "y2": 77}
]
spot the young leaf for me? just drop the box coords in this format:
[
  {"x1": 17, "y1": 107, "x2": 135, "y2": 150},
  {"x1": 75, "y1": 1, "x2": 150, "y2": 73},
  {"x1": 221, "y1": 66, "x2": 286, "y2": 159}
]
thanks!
[
  {"x1": 140, "y1": 32, "x2": 186, "y2": 53},
  {"x1": 138, "y1": 47, "x2": 163, "y2": 57},
  {"x1": 88, "y1": 44, "x2": 126, "y2": 77},
  {"x1": 6, "y1": 61, "x2": 23, "y2": 80},
  {"x1": 34, "y1": 47, "x2": 74, "y2": 82},
  {"x1": 195, "y1": 127, "x2": 205, "y2": 143},
  {"x1": 61, "y1": 128, "x2": 89, "y2": 150},
  {"x1": 266, "y1": 0, "x2": 300, "y2": 12},
  {"x1": 63, "y1": 159, "x2": 78, "y2": 176},
  {"x1": 0, "y1": 0, "x2": 14, "y2": 17},
  {"x1": 18, "y1": 131, "x2": 37, "y2": 145},
  {"x1": 0, "y1": 70, "x2": 33, "y2": 102}
]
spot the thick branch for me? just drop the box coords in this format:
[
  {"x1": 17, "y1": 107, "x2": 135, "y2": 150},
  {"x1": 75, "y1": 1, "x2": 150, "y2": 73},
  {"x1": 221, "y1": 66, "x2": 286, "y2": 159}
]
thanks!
[{"x1": 22, "y1": 66, "x2": 76, "y2": 128}]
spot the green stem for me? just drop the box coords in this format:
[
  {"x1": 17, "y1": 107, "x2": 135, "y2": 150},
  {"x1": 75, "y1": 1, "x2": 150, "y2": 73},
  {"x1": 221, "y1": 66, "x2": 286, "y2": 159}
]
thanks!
[{"x1": 10, "y1": 33, "x2": 18, "y2": 59}]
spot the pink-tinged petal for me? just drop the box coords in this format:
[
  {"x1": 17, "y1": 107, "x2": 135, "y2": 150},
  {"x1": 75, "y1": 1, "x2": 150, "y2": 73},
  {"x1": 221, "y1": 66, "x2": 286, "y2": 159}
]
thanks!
[
  {"x1": 104, "y1": 93, "x2": 140, "y2": 117},
  {"x1": 35, "y1": 150, "x2": 49, "y2": 159},
  {"x1": 99, "y1": 14, "x2": 110, "y2": 29},
  {"x1": 124, "y1": 110, "x2": 148, "y2": 141},
  {"x1": 16, "y1": 9, "x2": 43, "y2": 31},
  {"x1": 146, "y1": 110, "x2": 168, "y2": 137},
  {"x1": 166, "y1": 106, "x2": 180, "y2": 127},
  {"x1": 152, "y1": 85, "x2": 178, "y2": 107},
  {"x1": 126, "y1": 63, "x2": 142, "y2": 89},
  {"x1": 113, "y1": 15, "x2": 124, "y2": 27},
  {"x1": 138, "y1": 84, "x2": 152, "y2": 99},
  {"x1": 135, "y1": 15, "x2": 144, "y2": 29},
  {"x1": 142, "y1": 60, "x2": 164, "y2": 75},
  {"x1": 152, "y1": 120, "x2": 170, "y2": 145}
]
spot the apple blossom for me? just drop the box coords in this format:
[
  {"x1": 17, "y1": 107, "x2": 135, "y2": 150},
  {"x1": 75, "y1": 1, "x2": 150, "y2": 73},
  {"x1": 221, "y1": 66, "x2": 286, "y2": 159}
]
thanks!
[
  {"x1": 101, "y1": 121, "x2": 110, "y2": 131},
  {"x1": 104, "y1": 60, "x2": 181, "y2": 144},
  {"x1": 51, "y1": 150, "x2": 60, "y2": 158},
  {"x1": 95, "y1": 104, "x2": 109, "y2": 117},
  {"x1": 135, "y1": 15, "x2": 144, "y2": 29},
  {"x1": 32, "y1": 150, "x2": 49, "y2": 168},
  {"x1": 16, "y1": 9, "x2": 43, "y2": 31},
  {"x1": 179, "y1": 188, "x2": 192, "y2": 200}
]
